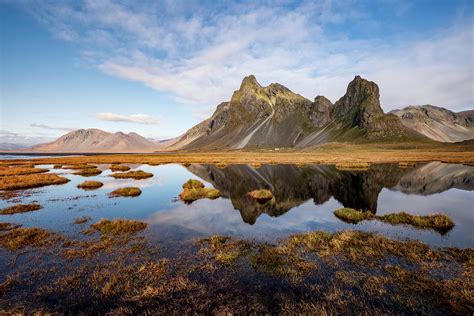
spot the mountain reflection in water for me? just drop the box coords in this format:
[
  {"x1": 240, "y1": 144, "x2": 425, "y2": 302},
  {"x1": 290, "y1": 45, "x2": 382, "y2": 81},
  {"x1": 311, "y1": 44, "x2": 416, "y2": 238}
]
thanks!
[{"x1": 186, "y1": 162, "x2": 473, "y2": 225}]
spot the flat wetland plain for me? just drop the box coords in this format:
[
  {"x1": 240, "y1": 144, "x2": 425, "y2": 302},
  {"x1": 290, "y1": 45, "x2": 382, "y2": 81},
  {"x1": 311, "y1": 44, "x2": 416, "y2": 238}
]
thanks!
[{"x1": 0, "y1": 145, "x2": 473, "y2": 314}]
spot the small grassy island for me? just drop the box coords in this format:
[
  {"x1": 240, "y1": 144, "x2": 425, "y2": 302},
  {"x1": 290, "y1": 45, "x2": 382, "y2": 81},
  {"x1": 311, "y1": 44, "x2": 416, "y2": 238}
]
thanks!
[
  {"x1": 110, "y1": 170, "x2": 153, "y2": 179},
  {"x1": 77, "y1": 180, "x2": 104, "y2": 190},
  {"x1": 109, "y1": 187, "x2": 142, "y2": 197},
  {"x1": 0, "y1": 203, "x2": 42, "y2": 215},
  {"x1": 179, "y1": 179, "x2": 221, "y2": 203},
  {"x1": 110, "y1": 164, "x2": 131, "y2": 172},
  {"x1": 248, "y1": 189, "x2": 274, "y2": 203}
]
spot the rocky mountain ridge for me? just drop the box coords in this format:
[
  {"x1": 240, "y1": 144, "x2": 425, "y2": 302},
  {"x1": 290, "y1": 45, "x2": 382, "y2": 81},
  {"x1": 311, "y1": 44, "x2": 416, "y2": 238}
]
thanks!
[
  {"x1": 26, "y1": 128, "x2": 157, "y2": 153},
  {"x1": 165, "y1": 75, "x2": 429, "y2": 150}
]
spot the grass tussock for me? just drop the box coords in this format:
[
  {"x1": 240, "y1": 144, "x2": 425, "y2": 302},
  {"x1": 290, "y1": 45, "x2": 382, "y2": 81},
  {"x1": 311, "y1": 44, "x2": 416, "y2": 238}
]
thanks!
[
  {"x1": 74, "y1": 168, "x2": 102, "y2": 177},
  {"x1": 377, "y1": 212, "x2": 454, "y2": 233},
  {"x1": 53, "y1": 164, "x2": 62, "y2": 169},
  {"x1": 74, "y1": 216, "x2": 91, "y2": 225},
  {"x1": 179, "y1": 179, "x2": 220, "y2": 203},
  {"x1": 333, "y1": 208, "x2": 454, "y2": 233},
  {"x1": 110, "y1": 164, "x2": 130, "y2": 172},
  {"x1": 0, "y1": 203, "x2": 41, "y2": 215},
  {"x1": 110, "y1": 170, "x2": 153, "y2": 179},
  {"x1": 335, "y1": 162, "x2": 370, "y2": 171},
  {"x1": 333, "y1": 208, "x2": 374, "y2": 223},
  {"x1": 198, "y1": 235, "x2": 252, "y2": 266},
  {"x1": 62, "y1": 164, "x2": 96, "y2": 170},
  {"x1": 399, "y1": 162, "x2": 416, "y2": 168},
  {"x1": 0, "y1": 167, "x2": 48, "y2": 176},
  {"x1": 0, "y1": 173, "x2": 70, "y2": 190},
  {"x1": 77, "y1": 181, "x2": 103, "y2": 190},
  {"x1": 91, "y1": 219, "x2": 147, "y2": 236},
  {"x1": 0, "y1": 227, "x2": 58, "y2": 251},
  {"x1": 109, "y1": 187, "x2": 142, "y2": 197},
  {"x1": 0, "y1": 222, "x2": 21, "y2": 231},
  {"x1": 248, "y1": 189, "x2": 274, "y2": 203},
  {"x1": 182, "y1": 179, "x2": 205, "y2": 190}
]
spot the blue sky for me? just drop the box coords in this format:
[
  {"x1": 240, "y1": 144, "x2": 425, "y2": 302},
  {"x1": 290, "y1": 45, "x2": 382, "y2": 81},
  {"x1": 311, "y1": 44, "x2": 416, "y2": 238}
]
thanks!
[{"x1": 1, "y1": 0, "x2": 473, "y2": 145}]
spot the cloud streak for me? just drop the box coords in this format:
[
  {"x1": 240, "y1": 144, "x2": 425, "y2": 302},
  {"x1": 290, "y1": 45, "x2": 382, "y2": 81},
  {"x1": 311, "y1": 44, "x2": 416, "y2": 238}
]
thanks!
[
  {"x1": 95, "y1": 112, "x2": 160, "y2": 125},
  {"x1": 11, "y1": 0, "x2": 474, "y2": 116},
  {"x1": 30, "y1": 123, "x2": 77, "y2": 132}
]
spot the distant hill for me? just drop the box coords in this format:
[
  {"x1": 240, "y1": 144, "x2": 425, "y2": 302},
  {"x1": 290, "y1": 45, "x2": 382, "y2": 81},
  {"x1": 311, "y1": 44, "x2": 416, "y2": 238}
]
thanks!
[
  {"x1": 26, "y1": 129, "x2": 157, "y2": 153},
  {"x1": 164, "y1": 75, "x2": 428, "y2": 150},
  {"x1": 391, "y1": 105, "x2": 474, "y2": 142},
  {"x1": 0, "y1": 143, "x2": 28, "y2": 151}
]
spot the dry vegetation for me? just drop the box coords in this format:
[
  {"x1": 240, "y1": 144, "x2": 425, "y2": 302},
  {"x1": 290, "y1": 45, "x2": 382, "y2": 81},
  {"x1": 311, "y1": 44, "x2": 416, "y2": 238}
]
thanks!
[
  {"x1": 0, "y1": 167, "x2": 48, "y2": 176},
  {"x1": 0, "y1": 222, "x2": 21, "y2": 231},
  {"x1": 109, "y1": 187, "x2": 142, "y2": 197},
  {"x1": 0, "y1": 227, "x2": 59, "y2": 251},
  {"x1": 90, "y1": 219, "x2": 147, "y2": 236},
  {"x1": 109, "y1": 170, "x2": 153, "y2": 179},
  {"x1": 110, "y1": 164, "x2": 130, "y2": 172},
  {"x1": 1, "y1": 143, "x2": 473, "y2": 167},
  {"x1": 247, "y1": 189, "x2": 274, "y2": 203},
  {"x1": 0, "y1": 173, "x2": 70, "y2": 190},
  {"x1": 74, "y1": 168, "x2": 102, "y2": 176},
  {"x1": 179, "y1": 179, "x2": 220, "y2": 203},
  {"x1": 0, "y1": 203, "x2": 41, "y2": 215},
  {"x1": 333, "y1": 208, "x2": 455, "y2": 233},
  {"x1": 77, "y1": 181, "x2": 103, "y2": 190},
  {"x1": 335, "y1": 162, "x2": 370, "y2": 171}
]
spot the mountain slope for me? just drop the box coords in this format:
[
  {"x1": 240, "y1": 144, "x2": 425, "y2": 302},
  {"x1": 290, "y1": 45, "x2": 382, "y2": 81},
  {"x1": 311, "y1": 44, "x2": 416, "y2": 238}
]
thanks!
[
  {"x1": 391, "y1": 105, "x2": 474, "y2": 142},
  {"x1": 27, "y1": 129, "x2": 157, "y2": 153},
  {"x1": 166, "y1": 75, "x2": 427, "y2": 150}
]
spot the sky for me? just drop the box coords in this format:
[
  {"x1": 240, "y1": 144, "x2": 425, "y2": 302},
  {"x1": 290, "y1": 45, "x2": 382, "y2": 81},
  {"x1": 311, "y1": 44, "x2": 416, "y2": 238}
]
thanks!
[{"x1": 1, "y1": 0, "x2": 473, "y2": 146}]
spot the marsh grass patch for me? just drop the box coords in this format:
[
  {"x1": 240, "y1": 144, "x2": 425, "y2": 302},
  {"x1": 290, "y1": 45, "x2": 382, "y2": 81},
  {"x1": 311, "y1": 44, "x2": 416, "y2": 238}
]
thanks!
[
  {"x1": 109, "y1": 187, "x2": 142, "y2": 197},
  {"x1": 109, "y1": 170, "x2": 153, "y2": 179},
  {"x1": 77, "y1": 180, "x2": 103, "y2": 190},
  {"x1": 0, "y1": 173, "x2": 70, "y2": 190},
  {"x1": 0, "y1": 203, "x2": 41, "y2": 215}
]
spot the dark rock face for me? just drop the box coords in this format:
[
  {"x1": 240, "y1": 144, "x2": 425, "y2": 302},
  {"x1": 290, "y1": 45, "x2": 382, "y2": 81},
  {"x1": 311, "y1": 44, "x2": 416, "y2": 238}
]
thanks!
[
  {"x1": 186, "y1": 162, "x2": 474, "y2": 224},
  {"x1": 166, "y1": 75, "x2": 431, "y2": 150}
]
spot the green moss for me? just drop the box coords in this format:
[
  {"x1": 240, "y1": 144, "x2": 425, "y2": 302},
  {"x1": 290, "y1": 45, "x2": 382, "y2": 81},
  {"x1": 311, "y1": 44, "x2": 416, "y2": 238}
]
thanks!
[
  {"x1": 334, "y1": 208, "x2": 374, "y2": 223},
  {"x1": 0, "y1": 203, "x2": 42, "y2": 215},
  {"x1": 179, "y1": 188, "x2": 220, "y2": 203},
  {"x1": 182, "y1": 179, "x2": 205, "y2": 190},
  {"x1": 377, "y1": 212, "x2": 454, "y2": 233}
]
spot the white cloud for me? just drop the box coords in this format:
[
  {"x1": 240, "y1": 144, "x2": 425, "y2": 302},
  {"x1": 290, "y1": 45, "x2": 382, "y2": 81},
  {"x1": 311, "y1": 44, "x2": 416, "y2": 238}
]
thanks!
[
  {"x1": 95, "y1": 112, "x2": 160, "y2": 125},
  {"x1": 30, "y1": 123, "x2": 77, "y2": 132},
  {"x1": 11, "y1": 0, "x2": 474, "y2": 118}
]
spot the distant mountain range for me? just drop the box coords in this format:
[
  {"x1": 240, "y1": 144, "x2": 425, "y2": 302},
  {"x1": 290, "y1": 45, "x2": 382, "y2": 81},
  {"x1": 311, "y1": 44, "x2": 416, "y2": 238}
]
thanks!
[
  {"x1": 25, "y1": 129, "x2": 157, "y2": 153},
  {"x1": 164, "y1": 75, "x2": 473, "y2": 150},
  {"x1": 7, "y1": 75, "x2": 473, "y2": 153}
]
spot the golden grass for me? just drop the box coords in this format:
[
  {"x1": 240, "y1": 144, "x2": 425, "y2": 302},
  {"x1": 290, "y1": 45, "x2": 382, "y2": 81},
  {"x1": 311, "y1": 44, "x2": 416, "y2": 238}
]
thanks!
[
  {"x1": 333, "y1": 208, "x2": 374, "y2": 223},
  {"x1": 74, "y1": 168, "x2": 102, "y2": 176},
  {"x1": 2, "y1": 143, "x2": 473, "y2": 167},
  {"x1": 77, "y1": 180, "x2": 103, "y2": 189},
  {"x1": 0, "y1": 227, "x2": 58, "y2": 251},
  {"x1": 179, "y1": 179, "x2": 220, "y2": 203},
  {"x1": 91, "y1": 219, "x2": 147, "y2": 236},
  {"x1": 0, "y1": 203, "x2": 41, "y2": 215},
  {"x1": 182, "y1": 179, "x2": 204, "y2": 190},
  {"x1": 377, "y1": 212, "x2": 454, "y2": 233},
  {"x1": 0, "y1": 222, "x2": 21, "y2": 231},
  {"x1": 109, "y1": 187, "x2": 142, "y2": 197},
  {"x1": 335, "y1": 162, "x2": 370, "y2": 171},
  {"x1": 399, "y1": 162, "x2": 416, "y2": 168},
  {"x1": 248, "y1": 189, "x2": 273, "y2": 203},
  {"x1": 0, "y1": 173, "x2": 70, "y2": 190},
  {"x1": 0, "y1": 167, "x2": 48, "y2": 176},
  {"x1": 333, "y1": 208, "x2": 454, "y2": 232},
  {"x1": 110, "y1": 164, "x2": 130, "y2": 172},
  {"x1": 109, "y1": 170, "x2": 153, "y2": 179}
]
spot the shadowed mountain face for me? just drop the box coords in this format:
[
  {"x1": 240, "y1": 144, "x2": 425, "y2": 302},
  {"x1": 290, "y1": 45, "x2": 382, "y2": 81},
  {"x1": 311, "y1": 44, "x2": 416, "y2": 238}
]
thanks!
[
  {"x1": 166, "y1": 75, "x2": 428, "y2": 150},
  {"x1": 187, "y1": 162, "x2": 474, "y2": 224}
]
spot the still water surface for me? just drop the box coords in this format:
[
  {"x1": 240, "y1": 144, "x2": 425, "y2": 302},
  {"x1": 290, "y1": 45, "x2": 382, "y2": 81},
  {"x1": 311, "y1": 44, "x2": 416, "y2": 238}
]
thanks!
[{"x1": 0, "y1": 161, "x2": 472, "y2": 248}]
